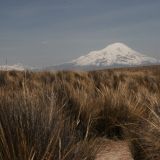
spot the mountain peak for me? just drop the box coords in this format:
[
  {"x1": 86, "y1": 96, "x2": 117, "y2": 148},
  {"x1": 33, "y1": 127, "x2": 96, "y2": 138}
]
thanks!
[
  {"x1": 102, "y1": 42, "x2": 139, "y2": 55},
  {"x1": 105, "y1": 42, "x2": 129, "y2": 49}
]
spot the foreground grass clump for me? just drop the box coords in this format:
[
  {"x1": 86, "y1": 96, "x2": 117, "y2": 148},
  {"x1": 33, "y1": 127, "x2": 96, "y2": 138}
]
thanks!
[{"x1": 0, "y1": 65, "x2": 160, "y2": 160}]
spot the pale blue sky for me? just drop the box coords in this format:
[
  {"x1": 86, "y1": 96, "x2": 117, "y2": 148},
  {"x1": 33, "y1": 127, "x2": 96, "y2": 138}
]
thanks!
[{"x1": 0, "y1": 0, "x2": 160, "y2": 67}]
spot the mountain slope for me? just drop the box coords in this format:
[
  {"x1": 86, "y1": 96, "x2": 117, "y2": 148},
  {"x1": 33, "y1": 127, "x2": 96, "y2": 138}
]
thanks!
[{"x1": 46, "y1": 43, "x2": 160, "y2": 71}]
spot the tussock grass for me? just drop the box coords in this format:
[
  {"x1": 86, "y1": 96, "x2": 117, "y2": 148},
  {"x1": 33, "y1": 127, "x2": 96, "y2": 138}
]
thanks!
[{"x1": 0, "y1": 65, "x2": 160, "y2": 160}]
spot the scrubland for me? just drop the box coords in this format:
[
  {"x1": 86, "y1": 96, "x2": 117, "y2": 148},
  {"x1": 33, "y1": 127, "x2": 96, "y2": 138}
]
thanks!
[{"x1": 0, "y1": 65, "x2": 160, "y2": 160}]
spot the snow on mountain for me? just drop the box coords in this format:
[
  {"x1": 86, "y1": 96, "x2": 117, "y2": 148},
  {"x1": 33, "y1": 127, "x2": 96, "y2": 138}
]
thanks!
[
  {"x1": 71, "y1": 43, "x2": 159, "y2": 66},
  {"x1": 0, "y1": 63, "x2": 26, "y2": 71},
  {"x1": 46, "y1": 42, "x2": 160, "y2": 71}
]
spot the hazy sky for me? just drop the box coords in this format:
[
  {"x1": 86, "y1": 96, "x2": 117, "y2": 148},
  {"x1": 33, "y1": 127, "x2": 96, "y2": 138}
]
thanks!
[{"x1": 0, "y1": 0, "x2": 160, "y2": 67}]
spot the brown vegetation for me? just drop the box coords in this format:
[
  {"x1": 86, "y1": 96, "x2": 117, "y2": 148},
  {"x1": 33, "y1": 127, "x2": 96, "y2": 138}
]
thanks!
[
  {"x1": 0, "y1": 65, "x2": 160, "y2": 160},
  {"x1": 95, "y1": 138, "x2": 133, "y2": 160}
]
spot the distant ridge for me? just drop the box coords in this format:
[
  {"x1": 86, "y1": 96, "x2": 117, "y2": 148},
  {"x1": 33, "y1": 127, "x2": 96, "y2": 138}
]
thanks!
[
  {"x1": 0, "y1": 64, "x2": 25, "y2": 71},
  {"x1": 0, "y1": 63, "x2": 35, "y2": 71}
]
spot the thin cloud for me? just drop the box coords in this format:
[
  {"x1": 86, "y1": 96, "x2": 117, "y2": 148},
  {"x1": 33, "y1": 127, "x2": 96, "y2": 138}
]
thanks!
[{"x1": 41, "y1": 41, "x2": 48, "y2": 45}]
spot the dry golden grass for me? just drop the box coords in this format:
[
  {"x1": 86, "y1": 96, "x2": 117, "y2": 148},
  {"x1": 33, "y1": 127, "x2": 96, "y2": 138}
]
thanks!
[{"x1": 0, "y1": 65, "x2": 160, "y2": 160}]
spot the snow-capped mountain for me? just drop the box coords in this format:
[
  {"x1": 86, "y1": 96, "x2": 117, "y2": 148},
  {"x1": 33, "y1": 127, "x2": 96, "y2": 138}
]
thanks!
[
  {"x1": 46, "y1": 42, "x2": 160, "y2": 71},
  {"x1": 72, "y1": 43, "x2": 158, "y2": 66},
  {"x1": 0, "y1": 63, "x2": 27, "y2": 71},
  {"x1": 1, "y1": 43, "x2": 159, "y2": 71}
]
